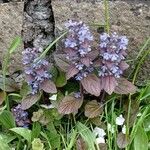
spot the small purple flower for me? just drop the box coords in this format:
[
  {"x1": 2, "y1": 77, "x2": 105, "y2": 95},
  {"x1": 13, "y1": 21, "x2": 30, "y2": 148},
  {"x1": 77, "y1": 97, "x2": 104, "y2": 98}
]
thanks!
[
  {"x1": 98, "y1": 32, "x2": 129, "y2": 78},
  {"x1": 64, "y1": 20, "x2": 94, "y2": 80},
  {"x1": 64, "y1": 20, "x2": 93, "y2": 56},
  {"x1": 75, "y1": 66, "x2": 94, "y2": 81},
  {"x1": 22, "y1": 47, "x2": 52, "y2": 94},
  {"x1": 11, "y1": 104, "x2": 30, "y2": 128},
  {"x1": 74, "y1": 92, "x2": 81, "y2": 98}
]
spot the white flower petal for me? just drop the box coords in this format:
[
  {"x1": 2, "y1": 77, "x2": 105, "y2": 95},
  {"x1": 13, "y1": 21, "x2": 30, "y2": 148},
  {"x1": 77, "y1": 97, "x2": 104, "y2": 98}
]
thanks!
[
  {"x1": 122, "y1": 125, "x2": 126, "y2": 134},
  {"x1": 96, "y1": 137, "x2": 105, "y2": 144},
  {"x1": 116, "y1": 114, "x2": 125, "y2": 126},
  {"x1": 93, "y1": 127, "x2": 106, "y2": 137},
  {"x1": 40, "y1": 104, "x2": 55, "y2": 109},
  {"x1": 108, "y1": 123, "x2": 115, "y2": 133},
  {"x1": 137, "y1": 112, "x2": 142, "y2": 117},
  {"x1": 49, "y1": 94, "x2": 57, "y2": 101}
]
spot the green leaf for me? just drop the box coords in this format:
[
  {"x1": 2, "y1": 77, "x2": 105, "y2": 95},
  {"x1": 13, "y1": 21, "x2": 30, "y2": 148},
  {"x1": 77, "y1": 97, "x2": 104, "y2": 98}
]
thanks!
[
  {"x1": 76, "y1": 122, "x2": 96, "y2": 150},
  {"x1": 50, "y1": 66, "x2": 58, "y2": 82},
  {"x1": 10, "y1": 127, "x2": 31, "y2": 144},
  {"x1": 0, "y1": 139, "x2": 11, "y2": 150},
  {"x1": 0, "y1": 77, "x2": 20, "y2": 92},
  {"x1": 134, "y1": 125, "x2": 148, "y2": 150},
  {"x1": 63, "y1": 81, "x2": 80, "y2": 94},
  {"x1": 31, "y1": 122, "x2": 41, "y2": 140},
  {"x1": 0, "y1": 110, "x2": 16, "y2": 129},
  {"x1": 0, "y1": 133, "x2": 16, "y2": 144},
  {"x1": 20, "y1": 82, "x2": 31, "y2": 98},
  {"x1": 45, "y1": 122, "x2": 61, "y2": 149},
  {"x1": 55, "y1": 70, "x2": 67, "y2": 87},
  {"x1": 32, "y1": 138, "x2": 44, "y2": 150},
  {"x1": 8, "y1": 36, "x2": 21, "y2": 54}
]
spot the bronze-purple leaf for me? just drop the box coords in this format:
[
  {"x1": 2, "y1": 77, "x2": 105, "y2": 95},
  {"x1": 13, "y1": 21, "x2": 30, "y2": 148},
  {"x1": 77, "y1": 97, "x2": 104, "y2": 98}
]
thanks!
[
  {"x1": 40, "y1": 80, "x2": 57, "y2": 93},
  {"x1": 0, "y1": 91, "x2": 6, "y2": 105},
  {"x1": 81, "y1": 74, "x2": 101, "y2": 96},
  {"x1": 93, "y1": 59, "x2": 102, "y2": 67},
  {"x1": 101, "y1": 76, "x2": 118, "y2": 95},
  {"x1": 66, "y1": 65, "x2": 79, "y2": 80},
  {"x1": 58, "y1": 95, "x2": 83, "y2": 114},
  {"x1": 114, "y1": 78, "x2": 137, "y2": 94},
  {"x1": 85, "y1": 100, "x2": 103, "y2": 118},
  {"x1": 99, "y1": 143, "x2": 107, "y2": 150},
  {"x1": 21, "y1": 93, "x2": 41, "y2": 110},
  {"x1": 88, "y1": 49, "x2": 99, "y2": 61},
  {"x1": 120, "y1": 61, "x2": 129, "y2": 70},
  {"x1": 54, "y1": 54, "x2": 70, "y2": 72},
  {"x1": 80, "y1": 57, "x2": 91, "y2": 67},
  {"x1": 76, "y1": 137, "x2": 87, "y2": 150},
  {"x1": 117, "y1": 133, "x2": 130, "y2": 149}
]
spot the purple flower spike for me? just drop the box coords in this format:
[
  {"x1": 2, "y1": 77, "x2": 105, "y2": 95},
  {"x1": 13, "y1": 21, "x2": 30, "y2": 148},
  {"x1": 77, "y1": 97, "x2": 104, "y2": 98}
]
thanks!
[
  {"x1": 22, "y1": 47, "x2": 52, "y2": 94},
  {"x1": 11, "y1": 104, "x2": 30, "y2": 128},
  {"x1": 64, "y1": 20, "x2": 94, "y2": 80},
  {"x1": 99, "y1": 32, "x2": 129, "y2": 78}
]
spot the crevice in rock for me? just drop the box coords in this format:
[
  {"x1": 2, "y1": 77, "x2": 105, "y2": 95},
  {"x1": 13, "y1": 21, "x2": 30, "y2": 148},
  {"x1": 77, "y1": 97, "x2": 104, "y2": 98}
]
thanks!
[{"x1": 22, "y1": 0, "x2": 55, "y2": 50}]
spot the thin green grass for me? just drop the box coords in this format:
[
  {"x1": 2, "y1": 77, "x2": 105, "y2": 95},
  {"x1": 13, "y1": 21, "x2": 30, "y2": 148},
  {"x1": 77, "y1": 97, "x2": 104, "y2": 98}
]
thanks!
[{"x1": 2, "y1": 37, "x2": 21, "y2": 110}]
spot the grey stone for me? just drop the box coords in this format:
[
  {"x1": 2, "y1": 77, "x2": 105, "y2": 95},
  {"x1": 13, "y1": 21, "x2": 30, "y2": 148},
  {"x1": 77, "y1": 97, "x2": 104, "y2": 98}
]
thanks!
[
  {"x1": 23, "y1": 0, "x2": 55, "y2": 50},
  {"x1": 52, "y1": 0, "x2": 150, "y2": 84},
  {"x1": 0, "y1": 2, "x2": 24, "y2": 73}
]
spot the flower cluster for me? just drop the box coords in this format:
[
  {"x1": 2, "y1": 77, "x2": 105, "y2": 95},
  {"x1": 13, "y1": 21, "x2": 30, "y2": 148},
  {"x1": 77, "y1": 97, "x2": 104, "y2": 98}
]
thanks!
[
  {"x1": 98, "y1": 32, "x2": 129, "y2": 78},
  {"x1": 22, "y1": 48, "x2": 52, "y2": 94},
  {"x1": 64, "y1": 20, "x2": 94, "y2": 80},
  {"x1": 116, "y1": 114, "x2": 126, "y2": 134},
  {"x1": 93, "y1": 127, "x2": 106, "y2": 144},
  {"x1": 11, "y1": 104, "x2": 30, "y2": 127}
]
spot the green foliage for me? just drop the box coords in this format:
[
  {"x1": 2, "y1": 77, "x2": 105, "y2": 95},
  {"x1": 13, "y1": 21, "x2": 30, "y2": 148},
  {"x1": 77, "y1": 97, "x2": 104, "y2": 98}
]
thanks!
[
  {"x1": 134, "y1": 126, "x2": 148, "y2": 150},
  {"x1": 55, "y1": 70, "x2": 67, "y2": 87},
  {"x1": 0, "y1": 1, "x2": 149, "y2": 150},
  {"x1": 0, "y1": 110, "x2": 16, "y2": 129},
  {"x1": 76, "y1": 122, "x2": 96, "y2": 150},
  {"x1": 0, "y1": 139, "x2": 11, "y2": 150},
  {"x1": 10, "y1": 127, "x2": 32, "y2": 144}
]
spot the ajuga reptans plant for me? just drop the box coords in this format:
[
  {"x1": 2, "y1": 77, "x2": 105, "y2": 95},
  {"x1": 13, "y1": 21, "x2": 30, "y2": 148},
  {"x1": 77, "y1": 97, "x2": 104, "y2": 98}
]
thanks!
[
  {"x1": 56, "y1": 20, "x2": 136, "y2": 97},
  {"x1": 63, "y1": 20, "x2": 95, "y2": 81},
  {"x1": 22, "y1": 47, "x2": 57, "y2": 94},
  {"x1": 97, "y1": 32, "x2": 134, "y2": 95},
  {"x1": 11, "y1": 104, "x2": 30, "y2": 127}
]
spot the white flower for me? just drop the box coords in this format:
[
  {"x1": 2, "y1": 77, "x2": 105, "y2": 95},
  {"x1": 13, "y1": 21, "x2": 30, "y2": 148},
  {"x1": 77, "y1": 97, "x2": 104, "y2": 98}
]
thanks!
[
  {"x1": 93, "y1": 127, "x2": 106, "y2": 137},
  {"x1": 96, "y1": 137, "x2": 105, "y2": 144},
  {"x1": 137, "y1": 112, "x2": 142, "y2": 117},
  {"x1": 40, "y1": 104, "x2": 55, "y2": 109},
  {"x1": 108, "y1": 123, "x2": 115, "y2": 133},
  {"x1": 122, "y1": 125, "x2": 126, "y2": 134},
  {"x1": 49, "y1": 94, "x2": 57, "y2": 101},
  {"x1": 116, "y1": 114, "x2": 125, "y2": 126}
]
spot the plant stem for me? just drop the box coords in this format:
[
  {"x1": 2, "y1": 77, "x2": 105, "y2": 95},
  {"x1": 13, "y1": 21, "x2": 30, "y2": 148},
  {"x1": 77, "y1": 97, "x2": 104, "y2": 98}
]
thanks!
[
  {"x1": 36, "y1": 31, "x2": 67, "y2": 61},
  {"x1": 101, "y1": 90, "x2": 106, "y2": 103},
  {"x1": 132, "y1": 48, "x2": 150, "y2": 84},
  {"x1": 104, "y1": 0, "x2": 110, "y2": 33}
]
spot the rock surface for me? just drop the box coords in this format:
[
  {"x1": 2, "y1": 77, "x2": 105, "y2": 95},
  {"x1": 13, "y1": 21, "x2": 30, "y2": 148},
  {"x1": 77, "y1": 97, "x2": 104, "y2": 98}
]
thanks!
[
  {"x1": 52, "y1": 0, "x2": 150, "y2": 84},
  {"x1": 23, "y1": 0, "x2": 54, "y2": 50},
  {"x1": 0, "y1": 2, "x2": 24, "y2": 73}
]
